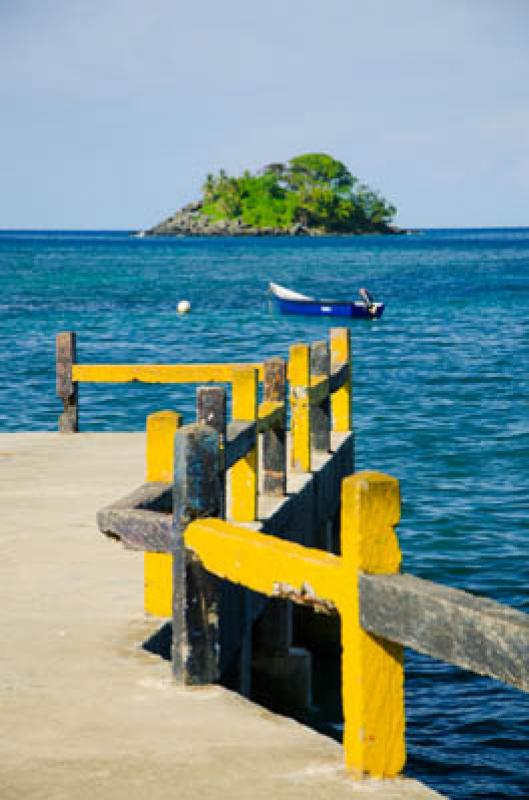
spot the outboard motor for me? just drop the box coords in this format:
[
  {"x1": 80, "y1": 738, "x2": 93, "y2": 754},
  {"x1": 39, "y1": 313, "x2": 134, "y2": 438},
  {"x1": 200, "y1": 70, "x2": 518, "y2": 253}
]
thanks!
[{"x1": 359, "y1": 287, "x2": 376, "y2": 315}]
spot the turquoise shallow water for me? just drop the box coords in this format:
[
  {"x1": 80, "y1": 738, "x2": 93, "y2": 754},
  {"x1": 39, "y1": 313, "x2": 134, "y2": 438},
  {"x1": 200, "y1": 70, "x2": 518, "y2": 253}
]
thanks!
[{"x1": 1, "y1": 229, "x2": 528, "y2": 798}]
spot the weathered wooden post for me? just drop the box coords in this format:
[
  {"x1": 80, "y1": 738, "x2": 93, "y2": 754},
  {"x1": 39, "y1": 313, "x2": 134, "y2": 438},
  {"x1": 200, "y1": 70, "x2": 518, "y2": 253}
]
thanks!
[
  {"x1": 56, "y1": 331, "x2": 78, "y2": 432},
  {"x1": 144, "y1": 410, "x2": 182, "y2": 617},
  {"x1": 172, "y1": 424, "x2": 223, "y2": 684},
  {"x1": 310, "y1": 340, "x2": 331, "y2": 453},
  {"x1": 262, "y1": 357, "x2": 287, "y2": 495},
  {"x1": 330, "y1": 328, "x2": 352, "y2": 432},
  {"x1": 196, "y1": 385, "x2": 227, "y2": 518},
  {"x1": 289, "y1": 343, "x2": 311, "y2": 472},
  {"x1": 340, "y1": 471, "x2": 405, "y2": 777},
  {"x1": 230, "y1": 367, "x2": 258, "y2": 521}
]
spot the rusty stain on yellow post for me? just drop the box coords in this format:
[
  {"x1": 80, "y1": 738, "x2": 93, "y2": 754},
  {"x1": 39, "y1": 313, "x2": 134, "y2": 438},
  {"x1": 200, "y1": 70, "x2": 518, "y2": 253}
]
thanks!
[
  {"x1": 289, "y1": 343, "x2": 311, "y2": 472},
  {"x1": 72, "y1": 363, "x2": 264, "y2": 384},
  {"x1": 330, "y1": 328, "x2": 352, "y2": 431},
  {"x1": 340, "y1": 471, "x2": 404, "y2": 778},
  {"x1": 231, "y1": 367, "x2": 258, "y2": 521},
  {"x1": 144, "y1": 410, "x2": 182, "y2": 616},
  {"x1": 185, "y1": 518, "x2": 341, "y2": 606}
]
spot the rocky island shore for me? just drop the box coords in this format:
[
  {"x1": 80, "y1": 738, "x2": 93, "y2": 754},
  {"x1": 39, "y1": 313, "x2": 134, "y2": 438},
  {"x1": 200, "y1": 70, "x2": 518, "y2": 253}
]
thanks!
[
  {"x1": 144, "y1": 201, "x2": 314, "y2": 237},
  {"x1": 141, "y1": 153, "x2": 401, "y2": 237},
  {"x1": 143, "y1": 200, "x2": 403, "y2": 237}
]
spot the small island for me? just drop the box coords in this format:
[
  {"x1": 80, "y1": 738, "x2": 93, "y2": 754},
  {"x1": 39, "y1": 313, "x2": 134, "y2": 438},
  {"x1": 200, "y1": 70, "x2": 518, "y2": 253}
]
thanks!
[{"x1": 144, "y1": 153, "x2": 400, "y2": 237}]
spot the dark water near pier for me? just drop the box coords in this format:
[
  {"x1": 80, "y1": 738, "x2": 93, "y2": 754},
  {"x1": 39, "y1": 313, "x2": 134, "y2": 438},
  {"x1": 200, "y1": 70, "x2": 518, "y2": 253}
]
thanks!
[{"x1": 1, "y1": 228, "x2": 528, "y2": 798}]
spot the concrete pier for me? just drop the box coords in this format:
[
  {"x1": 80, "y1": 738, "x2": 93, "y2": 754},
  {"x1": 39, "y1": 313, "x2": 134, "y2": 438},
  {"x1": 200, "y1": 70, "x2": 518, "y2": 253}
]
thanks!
[{"x1": 0, "y1": 433, "x2": 444, "y2": 799}]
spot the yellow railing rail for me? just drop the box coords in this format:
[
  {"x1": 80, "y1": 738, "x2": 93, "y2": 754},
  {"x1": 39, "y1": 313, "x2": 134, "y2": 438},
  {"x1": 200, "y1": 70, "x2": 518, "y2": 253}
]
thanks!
[{"x1": 71, "y1": 362, "x2": 264, "y2": 384}]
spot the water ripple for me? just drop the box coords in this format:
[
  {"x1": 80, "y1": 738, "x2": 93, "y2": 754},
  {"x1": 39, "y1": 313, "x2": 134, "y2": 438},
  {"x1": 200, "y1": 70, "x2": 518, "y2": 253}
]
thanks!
[{"x1": 1, "y1": 229, "x2": 528, "y2": 798}]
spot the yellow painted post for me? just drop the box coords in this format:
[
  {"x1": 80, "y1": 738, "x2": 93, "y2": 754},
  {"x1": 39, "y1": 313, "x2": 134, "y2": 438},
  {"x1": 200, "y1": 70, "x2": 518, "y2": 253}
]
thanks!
[
  {"x1": 230, "y1": 367, "x2": 258, "y2": 694},
  {"x1": 340, "y1": 471, "x2": 405, "y2": 778},
  {"x1": 144, "y1": 410, "x2": 182, "y2": 616},
  {"x1": 182, "y1": 470, "x2": 405, "y2": 776},
  {"x1": 230, "y1": 367, "x2": 258, "y2": 522},
  {"x1": 330, "y1": 328, "x2": 352, "y2": 432},
  {"x1": 289, "y1": 343, "x2": 311, "y2": 472}
]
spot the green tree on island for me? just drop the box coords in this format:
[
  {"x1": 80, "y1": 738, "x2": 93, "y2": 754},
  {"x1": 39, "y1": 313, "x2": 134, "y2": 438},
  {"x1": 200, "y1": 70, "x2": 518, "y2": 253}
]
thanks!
[{"x1": 200, "y1": 153, "x2": 396, "y2": 233}]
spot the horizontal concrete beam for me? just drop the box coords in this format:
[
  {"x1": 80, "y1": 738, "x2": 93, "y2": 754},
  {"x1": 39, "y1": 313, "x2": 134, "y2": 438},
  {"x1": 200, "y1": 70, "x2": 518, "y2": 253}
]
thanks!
[
  {"x1": 257, "y1": 400, "x2": 284, "y2": 433},
  {"x1": 329, "y1": 361, "x2": 349, "y2": 394},
  {"x1": 360, "y1": 573, "x2": 529, "y2": 693},
  {"x1": 97, "y1": 482, "x2": 172, "y2": 552},
  {"x1": 225, "y1": 421, "x2": 256, "y2": 469}
]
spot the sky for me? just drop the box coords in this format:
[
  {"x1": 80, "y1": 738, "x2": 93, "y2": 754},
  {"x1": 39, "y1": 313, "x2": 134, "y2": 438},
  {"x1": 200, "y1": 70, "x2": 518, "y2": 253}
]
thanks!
[{"x1": 1, "y1": 0, "x2": 528, "y2": 230}]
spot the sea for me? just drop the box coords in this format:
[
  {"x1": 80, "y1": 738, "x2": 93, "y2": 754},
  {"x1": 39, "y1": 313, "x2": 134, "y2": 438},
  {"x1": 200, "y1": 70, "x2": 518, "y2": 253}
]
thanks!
[{"x1": 1, "y1": 228, "x2": 527, "y2": 799}]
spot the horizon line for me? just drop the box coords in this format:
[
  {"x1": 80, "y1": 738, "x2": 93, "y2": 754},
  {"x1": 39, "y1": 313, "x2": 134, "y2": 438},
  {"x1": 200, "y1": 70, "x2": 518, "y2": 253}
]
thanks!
[{"x1": 1, "y1": 225, "x2": 529, "y2": 233}]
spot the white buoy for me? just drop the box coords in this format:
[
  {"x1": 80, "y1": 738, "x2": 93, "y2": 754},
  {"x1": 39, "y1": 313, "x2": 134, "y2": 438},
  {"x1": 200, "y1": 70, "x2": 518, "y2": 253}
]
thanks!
[{"x1": 177, "y1": 300, "x2": 191, "y2": 314}]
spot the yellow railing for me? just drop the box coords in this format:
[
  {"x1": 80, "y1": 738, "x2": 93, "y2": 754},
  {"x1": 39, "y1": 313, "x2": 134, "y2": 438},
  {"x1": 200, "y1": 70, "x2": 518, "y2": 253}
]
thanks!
[
  {"x1": 93, "y1": 331, "x2": 529, "y2": 784},
  {"x1": 71, "y1": 362, "x2": 264, "y2": 383},
  {"x1": 288, "y1": 328, "x2": 351, "y2": 471},
  {"x1": 60, "y1": 329, "x2": 353, "y2": 615}
]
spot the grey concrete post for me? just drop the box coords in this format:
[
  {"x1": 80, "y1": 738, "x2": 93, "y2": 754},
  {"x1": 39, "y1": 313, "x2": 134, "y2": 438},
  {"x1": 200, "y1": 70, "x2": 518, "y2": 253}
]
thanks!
[
  {"x1": 56, "y1": 332, "x2": 78, "y2": 432},
  {"x1": 263, "y1": 357, "x2": 287, "y2": 495},
  {"x1": 311, "y1": 340, "x2": 330, "y2": 453},
  {"x1": 172, "y1": 423, "x2": 222, "y2": 685}
]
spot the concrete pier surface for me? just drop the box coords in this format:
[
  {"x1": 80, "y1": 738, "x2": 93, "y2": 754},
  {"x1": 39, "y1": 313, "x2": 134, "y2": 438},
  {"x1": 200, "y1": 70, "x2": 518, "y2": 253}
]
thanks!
[{"x1": 0, "y1": 433, "x2": 444, "y2": 800}]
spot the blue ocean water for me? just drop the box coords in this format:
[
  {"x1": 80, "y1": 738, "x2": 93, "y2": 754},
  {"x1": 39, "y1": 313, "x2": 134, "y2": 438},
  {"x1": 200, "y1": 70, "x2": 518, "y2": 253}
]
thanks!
[{"x1": 1, "y1": 228, "x2": 528, "y2": 798}]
